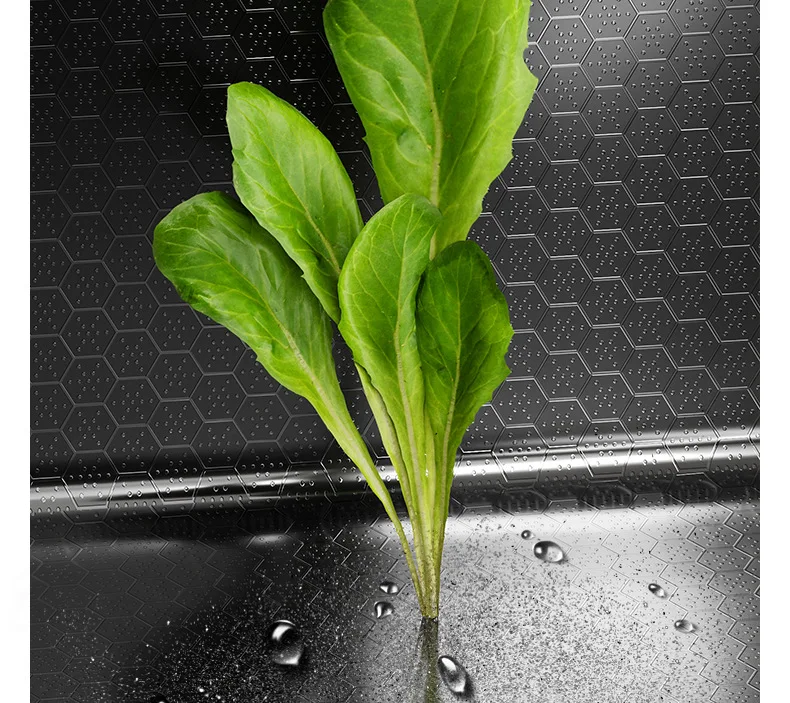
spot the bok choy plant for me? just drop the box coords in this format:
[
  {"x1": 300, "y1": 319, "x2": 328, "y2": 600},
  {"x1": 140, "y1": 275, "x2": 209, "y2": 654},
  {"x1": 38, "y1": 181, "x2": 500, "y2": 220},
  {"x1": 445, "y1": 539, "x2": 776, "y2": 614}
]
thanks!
[{"x1": 153, "y1": 0, "x2": 537, "y2": 619}]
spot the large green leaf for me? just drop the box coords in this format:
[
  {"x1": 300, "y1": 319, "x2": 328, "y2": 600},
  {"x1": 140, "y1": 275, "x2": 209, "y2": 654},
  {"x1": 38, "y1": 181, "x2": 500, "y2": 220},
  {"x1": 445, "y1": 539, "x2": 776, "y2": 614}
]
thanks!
[
  {"x1": 416, "y1": 241, "x2": 513, "y2": 503},
  {"x1": 153, "y1": 192, "x2": 366, "y2": 476},
  {"x1": 324, "y1": 0, "x2": 537, "y2": 254},
  {"x1": 227, "y1": 82, "x2": 363, "y2": 322},
  {"x1": 338, "y1": 194, "x2": 441, "y2": 511}
]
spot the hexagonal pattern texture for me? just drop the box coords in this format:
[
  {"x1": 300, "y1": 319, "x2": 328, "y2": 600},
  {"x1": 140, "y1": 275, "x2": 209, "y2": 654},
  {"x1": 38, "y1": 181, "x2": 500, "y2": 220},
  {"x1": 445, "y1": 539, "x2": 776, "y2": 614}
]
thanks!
[
  {"x1": 32, "y1": 0, "x2": 758, "y2": 521},
  {"x1": 30, "y1": 488, "x2": 760, "y2": 702}
]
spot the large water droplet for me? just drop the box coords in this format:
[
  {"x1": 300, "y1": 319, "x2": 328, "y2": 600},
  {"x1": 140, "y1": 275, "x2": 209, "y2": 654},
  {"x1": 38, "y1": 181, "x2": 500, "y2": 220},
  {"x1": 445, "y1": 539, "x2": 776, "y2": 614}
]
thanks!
[
  {"x1": 533, "y1": 540, "x2": 565, "y2": 563},
  {"x1": 438, "y1": 655, "x2": 470, "y2": 695},
  {"x1": 149, "y1": 696, "x2": 168, "y2": 703},
  {"x1": 674, "y1": 619, "x2": 696, "y2": 633},
  {"x1": 379, "y1": 579, "x2": 401, "y2": 595},
  {"x1": 374, "y1": 601, "x2": 394, "y2": 619},
  {"x1": 268, "y1": 619, "x2": 304, "y2": 666},
  {"x1": 648, "y1": 583, "x2": 667, "y2": 598},
  {"x1": 520, "y1": 529, "x2": 532, "y2": 539}
]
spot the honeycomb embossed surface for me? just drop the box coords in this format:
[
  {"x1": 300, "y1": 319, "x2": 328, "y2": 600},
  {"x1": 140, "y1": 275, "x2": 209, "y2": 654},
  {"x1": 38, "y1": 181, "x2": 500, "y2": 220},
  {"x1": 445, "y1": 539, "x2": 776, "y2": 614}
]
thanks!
[
  {"x1": 30, "y1": 488, "x2": 760, "y2": 702},
  {"x1": 30, "y1": 0, "x2": 759, "y2": 492},
  {"x1": 31, "y1": 3, "x2": 759, "y2": 700}
]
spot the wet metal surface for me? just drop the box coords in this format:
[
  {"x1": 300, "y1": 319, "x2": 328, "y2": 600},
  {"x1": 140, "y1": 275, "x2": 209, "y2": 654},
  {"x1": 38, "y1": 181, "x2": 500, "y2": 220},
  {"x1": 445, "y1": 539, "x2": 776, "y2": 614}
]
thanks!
[{"x1": 31, "y1": 482, "x2": 759, "y2": 702}]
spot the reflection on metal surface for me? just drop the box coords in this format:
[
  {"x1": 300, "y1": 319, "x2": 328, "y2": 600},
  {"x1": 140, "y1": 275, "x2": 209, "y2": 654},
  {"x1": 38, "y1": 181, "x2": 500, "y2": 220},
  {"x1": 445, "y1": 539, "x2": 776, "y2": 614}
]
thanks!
[
  {"x1": 29, "y1": 433, "x2": 759, "y2": 518},
  {"x1": 413, "y1": 618, "x2": 440, "y2": 703},
  {"x1": 31, "y1": 484, "x2": 759, "y2": 702}
]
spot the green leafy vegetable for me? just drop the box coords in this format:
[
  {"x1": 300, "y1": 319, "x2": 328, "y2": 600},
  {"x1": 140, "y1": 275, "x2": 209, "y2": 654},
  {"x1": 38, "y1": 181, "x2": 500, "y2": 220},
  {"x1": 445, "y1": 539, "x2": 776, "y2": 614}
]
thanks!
[
  {"x1": 153, "y1": 192, "x2": 336, "y2": 407},
  {"x1": 339, "y1": 195, "x2": 437, "y2": 488},
  {"x1": 338, "y1": 194, "x2": 441, "y2": 612},
  {"x1": 416, "y1": 241, "x2": 514, "y2": 572},
  {"x1": 151, "y1": 0, "x2": 537, "y2": 619},
  {"x1": 324, "y1": 0, "x2": 538, "y2": 255},
  {"x1": 152, "y1": 192, "x2": 422, "y2": 594},
  {"x1": 227, "y1": 82, "x2": 362, "y2": 322},
  {"x1": 417, "y1": 242, "x2": 513, "y2": 478}
]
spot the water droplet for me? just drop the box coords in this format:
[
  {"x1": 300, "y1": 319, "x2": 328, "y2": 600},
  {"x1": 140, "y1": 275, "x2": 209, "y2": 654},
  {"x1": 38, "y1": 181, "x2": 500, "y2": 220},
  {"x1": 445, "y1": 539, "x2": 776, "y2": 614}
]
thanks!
[
  {"x1": 520, "y1": 529, "x2": 532, "y2": 539},
  {"x1": 674, "y1": 619, "x2": 696, "y2": 633},
  {"x1": 533, "y1": 540, "x2": 565, "y2": 563},
  {"x1": 197, "y1": 686, "x2": 206, "y2": 693},
  {"x1": 268, "y1": 620, "x2": 304, "y2": 666},
  {"x1": 379, "y1": 579, "x2": 401, "y2": 595},
  {"x1": 374, "y1": 601, "x2": 394, "y2": 619},
  {"x1": 149, "y1": 695, "x2": 168, "y2": 703},
  {"x1": 648, "y1": 583, "x2": 667, "y2": 598},
  {"x1": 438, "y1": 655, "x2": 470, "y2": 695}
]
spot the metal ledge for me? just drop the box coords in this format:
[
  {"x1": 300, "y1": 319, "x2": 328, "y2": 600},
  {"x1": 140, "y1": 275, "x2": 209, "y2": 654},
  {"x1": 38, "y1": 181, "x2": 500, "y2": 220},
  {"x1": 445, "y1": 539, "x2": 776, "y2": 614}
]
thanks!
[{"x1": 31, "y1": 429, "x2": 759, "y2": 520}]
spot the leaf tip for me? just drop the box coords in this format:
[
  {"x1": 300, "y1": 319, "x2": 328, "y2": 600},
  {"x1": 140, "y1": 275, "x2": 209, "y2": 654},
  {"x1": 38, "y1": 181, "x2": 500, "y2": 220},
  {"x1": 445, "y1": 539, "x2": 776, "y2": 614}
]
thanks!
[{"x1": 227, "y1": 80, "x2": 254, "y2": 97}]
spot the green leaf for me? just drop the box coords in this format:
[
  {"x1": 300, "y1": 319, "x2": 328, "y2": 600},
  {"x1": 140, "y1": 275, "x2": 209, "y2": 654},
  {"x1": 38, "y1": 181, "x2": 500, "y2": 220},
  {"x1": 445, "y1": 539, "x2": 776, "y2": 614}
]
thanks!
[
  {"x1": 153, "y1": 191, "x2": 425, "y2": 598},
  {"x1": 153, "y1": 191, "x2": 336, "y2": 404},
  {"x1": 338, "y1": 194, "x2": 440, "y2": 509},
  {"x1": 153, "y1": 192, "x2": 363, "y2": 472},
  {"x1": 324, "y1": 0, "x2": 537, "y2": 254},
  {"x1": 416, "y1": 240, "x2": 513, "y2": 484},
  {"x1": 414, "y1": 240, "x2": 512, "y2": 609},
  {"x1": 227, "y1": 81, "x2": 363, "y2": 322}
]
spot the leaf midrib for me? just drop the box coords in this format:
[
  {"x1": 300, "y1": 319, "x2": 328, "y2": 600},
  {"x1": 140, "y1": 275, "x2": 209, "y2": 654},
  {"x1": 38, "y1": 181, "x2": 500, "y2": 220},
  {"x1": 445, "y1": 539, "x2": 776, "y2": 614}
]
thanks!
[
  {"x1": 439, "y1": 294, "x2": 462, "y2": 470},
  {"x1": 352, "y1": 0, "x2": 444, "y2": 205},
  {"x1": 234, "y1": 105, "x2": 343, "y2": 277},
  {"x1": 404, "y1": 0, "x2": 443, "y2": 205},
  {"x1": 393, "y1": 213, "x2": 424, "y2": 484},
  {"x1": 176, "y1": 224, "x2": 343, "y2": 420}
]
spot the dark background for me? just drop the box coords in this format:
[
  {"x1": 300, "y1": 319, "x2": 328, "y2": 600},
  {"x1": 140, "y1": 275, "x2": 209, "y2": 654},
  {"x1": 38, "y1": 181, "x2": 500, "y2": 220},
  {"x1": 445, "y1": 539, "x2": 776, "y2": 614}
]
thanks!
[{"x1": 31, "y1": 0, "x2": 759, "y2": 497}]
